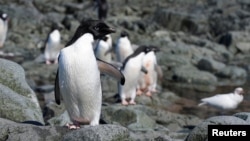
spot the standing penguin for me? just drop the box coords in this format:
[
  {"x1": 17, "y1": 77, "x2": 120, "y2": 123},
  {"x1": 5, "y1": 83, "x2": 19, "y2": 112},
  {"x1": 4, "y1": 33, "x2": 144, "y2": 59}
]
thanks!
[
  {"x1": 119, "y1": 46, "x2": 157, "y2": 105},
  {"x1": 0, "y1": 11, "x2": 8, "y2": 48},
  {"x1": 97, "y1": 0, "x2": 109, "y2": 21},
  {"x1": 55, "y1": 20, "x2": 125, "y2": 129},
  {"x1": 115, "y1": 31, "x2": 133, "y2": 63},
  {"x1": 137, "y1": 46, "x2": 160, "y2": 96},
  {"x1": 43, "y1": 24, "x2": 62, "y2": 64},
  {"x1": 94, "y1": 34, "x2": 112, "y2": 63}
]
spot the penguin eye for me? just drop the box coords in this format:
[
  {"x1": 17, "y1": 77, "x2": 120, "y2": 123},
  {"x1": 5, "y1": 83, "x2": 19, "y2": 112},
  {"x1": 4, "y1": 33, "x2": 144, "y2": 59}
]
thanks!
[{"x1": 94, "y1": 26, "x2": 99, "y2": 31}]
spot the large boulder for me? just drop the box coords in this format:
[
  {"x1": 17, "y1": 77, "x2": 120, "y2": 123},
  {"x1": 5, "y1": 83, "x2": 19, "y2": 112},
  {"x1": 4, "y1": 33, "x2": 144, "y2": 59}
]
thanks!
[
  {"x1": 0, "y1": 59, "x2": 44, "y2": 124},
  {"x1": 62, "y1": 124, "x2": 129, "y2": 141},
  {"x1": 0, "y1": 122, "x2": 69, "y2": 141}
]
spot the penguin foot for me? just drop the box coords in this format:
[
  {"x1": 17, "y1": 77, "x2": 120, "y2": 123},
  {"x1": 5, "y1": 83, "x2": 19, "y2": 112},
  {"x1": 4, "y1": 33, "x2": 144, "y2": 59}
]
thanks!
[
  {"x1": 129, "y1": 101, "x2": 136, "y2": 105},
  {"x1": 136, "y1": 89, "x2": 143, "y2": 96},
  {"x1": 46, "y1": 60, "x2": 51, "y2": 65},
  {"x1": 146, "y1": 91, "x2": 152, "y2": 97},
  {"x1": 151, "y1": 89, "x2": 159, "y2": 93},
  {"x1": 65, "y1": 123, "x2": 80, "y2": 130},
  {"x1": 122, "y1": 100, "x2": 129, "y2": 106}
]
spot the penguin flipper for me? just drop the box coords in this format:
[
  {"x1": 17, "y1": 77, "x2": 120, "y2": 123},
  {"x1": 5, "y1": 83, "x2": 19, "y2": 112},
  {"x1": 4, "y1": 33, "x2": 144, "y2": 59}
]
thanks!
[
  {"x1": 141, "y1": 66, "x2": 148, "y2": 74},
  {"x1": 54, "y1": 69, "x2": 61, "y2": 105},
  {"x1": 155, "y1": 64, "x2": 163, "y2": 80},
  {"x1": 97, "y1": 59, "x2": 125, "y2": 85}
]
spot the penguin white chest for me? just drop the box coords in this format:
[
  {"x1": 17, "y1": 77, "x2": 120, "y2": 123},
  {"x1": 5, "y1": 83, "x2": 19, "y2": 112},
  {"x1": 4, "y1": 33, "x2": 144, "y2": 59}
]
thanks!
[
  {"x1": 45, "y1": 30, "x2": 61, "y2": 60},
  {"x1": 122, "y1": 54, "x2": 144, "y2": 91},
  {"x1": 96, "y1": 40, "x2": 111, "y2": 62},
  {"x1": 0, "y1": 19, "x2": 7, "y2": 47},
  {"x1": 58, "y1": 35, "x2": 102, "y2": 125},
  {"x1": 116, "y1": 37, "x2": 133, "y2": 62}
]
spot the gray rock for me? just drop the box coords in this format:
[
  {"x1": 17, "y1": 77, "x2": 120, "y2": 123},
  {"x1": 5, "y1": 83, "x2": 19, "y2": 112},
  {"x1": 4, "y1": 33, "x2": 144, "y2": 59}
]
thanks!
[
  {"x1": 154, "y1": 8, "x2": 208, "y2": 35},
  {"x1": 47, "y1": 110, "x2": 71, "y2": 126},
  {"x1": 0, "y1": 117, "x2": 16, "y2": 125},
  {"x1": 129, "y1": 130, "x2": 174, "y2": 141},
  {"x1": 172, "y1": 65, "x2": 217, "y2": 85},
  {"x1": 185, "y1": 116, "x2": 248, "y2": 141},
  {"x1": 62, "y1": 124, "x2": 129, "y2": 141},
  {"x1": 101, "y1": 105, "x2": 156, "y2": 130},
  {"x1": 234, "y1": 112, "x2": 250, "y2": 124},
  {"x1": 216, "y1": 65, "x2": 247, "y2": 80},
  {"x1": 0, "y1": 123, "x2": 69, "y2": 141},
  {"x1": 0, "y1": 59, "x2": 44, "y2": 124},
  {"x1": 197, "y1": 57, "x2": 226, "y2": 73},
  {"x1": 228, "y1": 31, "x2": 250, "y2": 54}
]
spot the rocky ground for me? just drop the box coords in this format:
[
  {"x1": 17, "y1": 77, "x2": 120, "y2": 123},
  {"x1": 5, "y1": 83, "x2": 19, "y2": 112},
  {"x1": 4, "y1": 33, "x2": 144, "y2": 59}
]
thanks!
[{"x1": 0, "y1": 0, "x2": 250, "y2": 140}]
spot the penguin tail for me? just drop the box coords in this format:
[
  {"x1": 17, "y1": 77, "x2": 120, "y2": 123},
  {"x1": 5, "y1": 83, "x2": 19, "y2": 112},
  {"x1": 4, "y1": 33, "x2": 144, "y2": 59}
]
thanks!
[{"x1": 198, "y1": 102, "x2": 206, "y2": 107}]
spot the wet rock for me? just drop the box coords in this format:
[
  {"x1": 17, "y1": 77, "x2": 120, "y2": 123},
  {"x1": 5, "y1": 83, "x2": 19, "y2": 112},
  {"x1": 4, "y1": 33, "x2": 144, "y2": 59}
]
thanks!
[{"x1": 0, "y1": 59, "x2": 44, "y2": 124}]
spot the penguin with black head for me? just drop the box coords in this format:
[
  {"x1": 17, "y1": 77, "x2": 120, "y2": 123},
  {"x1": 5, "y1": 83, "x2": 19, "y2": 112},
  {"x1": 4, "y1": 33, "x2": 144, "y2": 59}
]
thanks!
[
  {"x1": 115, "y1": 31, "x2": 133, "y2": 63},
  {"x1": 119, "y1": 46, "x2": 158, "y2": 105},
  {"x1": 55, "y1": 19, "x2": 125, "y2": 129}
]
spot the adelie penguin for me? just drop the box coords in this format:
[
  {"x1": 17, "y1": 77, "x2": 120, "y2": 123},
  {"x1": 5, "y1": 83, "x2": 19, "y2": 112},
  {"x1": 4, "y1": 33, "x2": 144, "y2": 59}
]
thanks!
[
  {"x1": 0, "y1": 11, "x2": 8, "y2": 48},
  {"x1": 43, "y1": 23, "x2": 62, "y2": 65},
  {"x1": 94, "y1": 34, "x2": 112, "y2": 63},
  {"x1": 55, "y1": 20, "x2": 125, "y2": 129},
  {"x1": 119, "y1": 46, "x2": 158, "y2": 105},
  {"x1": 115, "y1": 31, "x2": 133, "y2": 63},
  {"x1": 95, "y1": 0, "x2": 109, "y2": 21},
  {"x1": 137, "y1": 45, "x2": 160, "y2": 96}
]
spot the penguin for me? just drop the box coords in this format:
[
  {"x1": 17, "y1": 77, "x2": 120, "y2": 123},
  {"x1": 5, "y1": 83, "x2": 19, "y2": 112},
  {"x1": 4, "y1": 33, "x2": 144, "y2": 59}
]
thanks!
[
  {"x1": 119, "y1": 46, "x2": 158, "y2": 105},
  {"x1": 115, "y1": 31, "x2": 133, "y2": 63},
  {"x1": 137, "y1": 46, "x2": 160, "y2": 96},
  {"x1": 94, "y1": 34, "x2": 112, "y2": 63},
  {"x1": 54, "y1": 20, "x2": 125, "y2": 129},
  {"x1": 43, "y1": 24, "x2": 62, "y2": 64},
  {"x1": 0, "y1": 11, "x2": 8, "y2": 48},
  {"x1": 97, "y1": 0, "x2": 109, "y2": 21}
]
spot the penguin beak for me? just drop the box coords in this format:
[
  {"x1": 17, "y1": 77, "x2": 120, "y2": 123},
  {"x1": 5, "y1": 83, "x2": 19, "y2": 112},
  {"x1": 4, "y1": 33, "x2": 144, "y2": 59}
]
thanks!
[{"x1": 105, "y1": 27, "x2": 116, "y2": 34}]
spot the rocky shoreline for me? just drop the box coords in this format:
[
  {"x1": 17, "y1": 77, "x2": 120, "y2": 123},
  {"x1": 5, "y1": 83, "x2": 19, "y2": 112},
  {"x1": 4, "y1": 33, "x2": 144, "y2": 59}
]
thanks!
[{"x1": 0, "y1": 0, "x2": 250, "y2": 140}]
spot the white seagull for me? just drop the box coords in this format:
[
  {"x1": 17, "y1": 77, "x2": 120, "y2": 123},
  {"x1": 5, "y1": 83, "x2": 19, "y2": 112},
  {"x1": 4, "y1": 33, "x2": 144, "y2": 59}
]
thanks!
[{"x1": 198, "y1": 87, "x2": 244, "y2": 111}]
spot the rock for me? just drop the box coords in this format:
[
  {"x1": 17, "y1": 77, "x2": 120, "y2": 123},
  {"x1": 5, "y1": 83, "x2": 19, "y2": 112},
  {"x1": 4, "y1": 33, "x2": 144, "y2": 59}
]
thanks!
[
  {"x1": 47, "y1": 110, "x2": 71, "y2": 126},
  {"x1": 236, "y1": 42, "x2": 250, "y2": 53},
  {"x1": 0, "y1": 59, "x2": 44, "y2": 124},
  {"x1": 234, "y1": 112, "x2": 250, "y2": 124},
  {"x1": 197, "y1": 57, "x2": 226, "y2": 73},
  {"x1": 62, "y1": 124, "x2": 129, "y2": 141},
  {"x1": 216, "y1": 65, "x2": 247, "y2": 80},
  {"x1": 129, "y1": 129, "x2": 173, "y2": 141},
  {"x1": 172, "y1": 65, "x2": 217, "y2": 85},
  {"x1": 154, "y1": 7, "x2": 208, "y2": 35},
  {"x1": 101, "y1": 105, "x2": 156, "y2": 129},
  {"x1": 0, "y1": 123, "x2": 69, "y2": 141},
  {"x1": 153, "y1": 109, "x2": 202, "y2": 132},
  {"x1": 0, "y1": 117, "x2": 17, "y2": 125},
  {"x1": 185, "y1": 116, "x2": 248, "y2": 141},
  {"x1": 227, "y1": 31, "x2": 250, "y2": 54}
]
